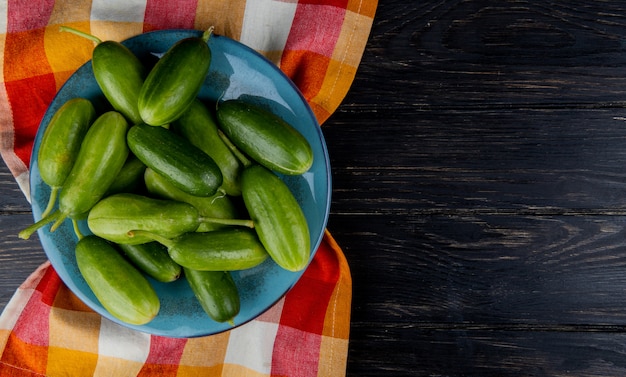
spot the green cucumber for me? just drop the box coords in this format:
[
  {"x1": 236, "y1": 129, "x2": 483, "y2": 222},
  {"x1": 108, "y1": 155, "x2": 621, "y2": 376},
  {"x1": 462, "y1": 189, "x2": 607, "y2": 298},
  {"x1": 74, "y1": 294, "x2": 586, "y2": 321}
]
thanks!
[
  {"x1": 104, "y1": 154, "x2": 146, "y2": 196},
  {"x1": 127, "y1": 123, "x2": 223, "y2": 197},
  {"x1": 118, "y1": 242, "x2": 182, "y2": 283},
  {"x1": 144, "y1": 168, "x2": 239, "y2": 232},
  {"x1": 183, "y1": 268, "x2": 240, "y2": 324},
  {"x1": 56, "y1": 111, "x2": 129, "y2": 219},
  {"x1": 20, "y1": 111, "x2": 129, "y2": 240},
  {"x1": 75, "y1": 235, "x2": 160, "y2": 325},
  {"x1": 138, "y1": 28, "x2": 213, "y2": 126},
  {"x1": 171, "y1": 99, "x2": 242, "y2": 196},
  {"x1": 241, "y1": 165, "x2": 311, "y2": 272},
  {"x1": 87, "y1": 193, "x2": 253, "y2": 245},
  {"x1": 216, "y1": 99, "x2": 313, "y2": 175},
  {"x1": 37, "y1": 98, "x2": 96, "y2": 217},
  {"x1": 60, "y1": 27, "x2": 145, "y2": 124},
  {"x1": 130, "y1": 228, "x2": 268, "y2": 271}
]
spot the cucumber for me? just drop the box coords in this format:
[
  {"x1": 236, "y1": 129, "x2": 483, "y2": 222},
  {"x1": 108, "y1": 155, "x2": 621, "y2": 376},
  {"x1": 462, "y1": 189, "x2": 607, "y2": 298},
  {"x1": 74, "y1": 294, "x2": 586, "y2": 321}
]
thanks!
[
  {"x1": 144, "y1": 168, "x2": 239, "y2": 232},
  {"x1": 37, "y1": 98, "x2": 96, "y2": 217},
  {"x1": 19, "y1": 111, "x2": 129, "y2": 240},
  {"x1": 75, "y1": 235, "x2": 160, "y2": 325},
  {"x1": 127, "y1": 123, "x2": 223, "y2": 197},
  {"x1": 132, "y1": 228, "x2": 268, "y2": 271},
  {"x1": 87, "y1": 193, "x2": 201, "y2": 245},
  {"x1": 118, "y1": 242, "x2": 182, "y2": 283},
  {"x1": 171, "y1": 99, "x2": 243, "y2": 196},
  {"x1": 104, "y1": 154, "x2": 146, "y2": 196},
  {"x1": 60, "y1": 27, "x2": 145, "y2": 124},
  {"x1": 138, "y1": 29, "x2": 213, "y2": 126},
  {"x1": 241, "y1": 165, "x2": 311, "y2": 272},
  {"x1": 87, "y1": 193, "x2": 253, "y2": 245},
  {"x1": 92, "y1": 40, "x2": 145, "y2": 124},
  {"x1": 216, "y1": 99, "x2": 313, "y2": 175},
  {"x1": 56, "y1": 111, "x2": 129, "y2": 219},
  {"x1": 184, "y1": 268, "x2": 240, "y2": 324}
]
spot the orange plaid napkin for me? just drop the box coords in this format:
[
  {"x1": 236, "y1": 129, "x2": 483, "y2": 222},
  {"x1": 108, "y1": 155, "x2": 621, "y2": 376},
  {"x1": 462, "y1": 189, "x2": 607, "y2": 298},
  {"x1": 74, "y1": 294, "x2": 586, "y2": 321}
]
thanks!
[{"x1": 0, "y1": 1, "x2": 376, "y2": 376}]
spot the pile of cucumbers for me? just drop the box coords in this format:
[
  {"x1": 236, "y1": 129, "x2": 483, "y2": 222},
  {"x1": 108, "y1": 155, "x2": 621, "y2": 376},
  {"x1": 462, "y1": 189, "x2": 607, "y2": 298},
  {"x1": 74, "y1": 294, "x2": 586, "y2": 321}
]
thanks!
[{"x1": 19, "y1": 27, "x2": 315, "y2": 327}]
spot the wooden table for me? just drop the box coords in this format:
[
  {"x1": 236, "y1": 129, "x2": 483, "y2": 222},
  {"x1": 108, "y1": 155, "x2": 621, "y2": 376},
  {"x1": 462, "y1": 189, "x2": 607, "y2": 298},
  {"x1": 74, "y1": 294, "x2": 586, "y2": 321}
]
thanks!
[{"x1": 4, "y1": 1, "x2": 626, "y2": 375}]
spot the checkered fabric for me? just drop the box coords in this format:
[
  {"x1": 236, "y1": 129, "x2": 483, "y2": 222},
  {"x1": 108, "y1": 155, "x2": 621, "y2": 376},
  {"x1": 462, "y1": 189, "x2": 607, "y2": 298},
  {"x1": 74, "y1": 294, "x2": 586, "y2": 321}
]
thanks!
[{"x1": 0, "y1": 1, "x2": 376, "y2": 376}]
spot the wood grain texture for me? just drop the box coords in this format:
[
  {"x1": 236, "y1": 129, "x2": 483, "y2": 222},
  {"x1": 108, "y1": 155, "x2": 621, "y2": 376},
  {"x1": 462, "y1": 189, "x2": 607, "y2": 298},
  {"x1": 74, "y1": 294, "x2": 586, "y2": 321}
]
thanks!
[
  {"x1": 320, "y1": 0, "x2": 626, "y2": 375},
  {"x1": 5, "y1": 0, "x2": 626, "y2": 376}
]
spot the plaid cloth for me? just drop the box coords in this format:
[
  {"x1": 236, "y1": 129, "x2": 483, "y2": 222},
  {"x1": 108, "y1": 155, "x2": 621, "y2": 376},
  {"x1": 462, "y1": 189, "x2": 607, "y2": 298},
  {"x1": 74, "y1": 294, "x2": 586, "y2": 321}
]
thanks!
[{"x1": 0, "y1": 1, "x2": 376, "y2": 376}]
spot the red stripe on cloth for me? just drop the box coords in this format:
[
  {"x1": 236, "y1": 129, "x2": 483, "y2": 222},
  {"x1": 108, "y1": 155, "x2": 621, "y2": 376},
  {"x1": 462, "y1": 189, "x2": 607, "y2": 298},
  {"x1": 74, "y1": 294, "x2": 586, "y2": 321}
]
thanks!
[
  {"x1": 271, "y1": 326, "x2": 321, "y2": 377},
  {"x1": 277, "y1": 240, "x2": 340, "y2": 335},
  {"x1": 297, "y1": 0, "x2": 349, "y2": 8},
  {"x1": 6, "y1": 0, "x2": 54, "y2": 33},
  {"x1": 10, "y1": 290, "x2": 50, "y2": 347},
  {"x1": 4, "y1": 27, "x2": 57, "y2": 168},
  {"x1": 4, "y1": 74, "x2": 57, "y2": 167},
  {"x1": 143, "y1": 0, "x2": 199, "y2": 32},
  {"x1": 269, "y1": 240, "x2": 345, "y2": 376},
  {"x1": 37, "y1": 266, "x2": 62, "y2": 307},
  {"x1": 285, "y1": 3, "x2": 345, "y2": 58},
  {"x1": 136, "y1": 336, "x2": 188, "y2": 376}
]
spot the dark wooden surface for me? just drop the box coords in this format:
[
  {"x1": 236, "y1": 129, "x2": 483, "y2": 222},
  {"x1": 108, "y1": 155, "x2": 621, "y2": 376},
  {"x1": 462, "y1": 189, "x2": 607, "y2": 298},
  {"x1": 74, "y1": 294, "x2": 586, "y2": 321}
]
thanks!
[{"x1": 5, "y1": 1, "x2": 626, "y2": 376}]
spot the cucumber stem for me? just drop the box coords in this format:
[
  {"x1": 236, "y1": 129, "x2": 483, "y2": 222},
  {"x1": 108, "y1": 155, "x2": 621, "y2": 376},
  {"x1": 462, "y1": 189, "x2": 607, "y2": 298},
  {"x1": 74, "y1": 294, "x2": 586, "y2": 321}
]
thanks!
[
  {"x1": 49, "y1": 213, "x2": 69, "y2": 233},
  {"x1": 217, "y1": 129, "x2": 253, "y2": 168},
  {"x1": 41, "y1": 186, "x2": 59, "y2": 218},
  {"x1": 18, "y1": 210, "x2": 62, "y2": 240},
  {"x1": 211, "y1": 188, "x2": 227, "y2": 204},
  {"x1": 202, "y1": 26, "x2": 215, "y2": 42},
  {"x1": 72, "y1": 219, "x2": 85, "y2": 241},
  {"x1": 59, "y1": 26, "x2": 102, "y2": 45},
  {"x1": 127, "y1": 230, "x2": 174, "y2": 248},
  {"x1": 199, "y1": 216, "x2": 255, "y2": 229}
]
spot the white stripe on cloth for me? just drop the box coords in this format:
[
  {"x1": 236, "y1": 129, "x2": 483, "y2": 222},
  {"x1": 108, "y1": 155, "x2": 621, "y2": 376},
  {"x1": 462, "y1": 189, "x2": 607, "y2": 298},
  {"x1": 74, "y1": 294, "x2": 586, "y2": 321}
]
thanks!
[
  {"x1": 90, "y1": 0, "x2": 148, "y2": 22},
  {"x1": 93, "y1": 317, "x2": 151, "y2": 376},
  {"x1": 240, "y1": 0, "x2": 296, "y2": 64},
  {"x1": 0, "y1": 1, "x2": 7, "y2": 33},
  {"x1": 224, "y1": 319, "x2": 280, "y2": 374}
]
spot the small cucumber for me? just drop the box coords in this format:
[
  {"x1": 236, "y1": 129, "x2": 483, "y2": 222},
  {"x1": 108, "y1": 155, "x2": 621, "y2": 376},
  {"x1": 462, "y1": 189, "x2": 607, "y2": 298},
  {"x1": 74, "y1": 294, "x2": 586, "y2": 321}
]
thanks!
[
  {"x1": 216, "y1": 99, "x2": 313, "y2": 175},
  {"x1": 144, "y1": 168, "x2": 239, "y2": 232},
  {"x1": 118, "y1": 242, "x2": 182, "y2": 283},
  {"x1": 87, "y1": 193, "x2": 253, "y2": 245},
  {"x1": 19, "y1": 111, "x2": 129, "y2": 240},
  {"x1": 92, "y1": 41, "x2": 145, "y2": 124},
  {"x1": 37, "y1": 98, "x2": 96, "y2": 217},
  {"x1": 57, "y1": 111, "x2": 129, "y2": 219},
  {"x1": 171, "y1": 99, "x2": 242, "y2": 196},
  {"x1": 138, "y1": 29, "x2": 213, "y2": 126},
  {"x1": 184, "y1": 268, "x2": 240, "y2": 324},
  {"x1": 241, "y1": 165, "x2": 311, "y2": 272},
  {"x1": 75, "y1": 235, "x2": 160, "y2": 325},
  {"x1": 60, "y1": 27, "x2": 145, "y2": 124},
  {"x1": 87, "y1": 193, "x2": 201, "y2": 245},
  {"x1": 127, "y1": 123, "x2": 223, "y2": 197},
  {"x1": 132, "y1": 228, "x2": 268, "y2": 271},
  {"x1": 104, "y1": 154, "x2": 146, "y2": 196}
]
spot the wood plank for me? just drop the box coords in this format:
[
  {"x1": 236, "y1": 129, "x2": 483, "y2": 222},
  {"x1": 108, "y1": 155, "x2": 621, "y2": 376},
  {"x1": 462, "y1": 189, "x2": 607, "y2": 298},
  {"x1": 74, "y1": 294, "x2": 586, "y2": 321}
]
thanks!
[
  {"x1": 0, "y1": 213, "x2": 47, "y2": 313},
  {"x1": 324, "y1": 107, "x2": 626, "y2": 211},
  {"x1": 331, "y1": 213, "x2": 626, "y2": 326},
  {"x1": 347, "y1": 327, "x2": 626, "y2": 376},
  {"x1": 355, "y1": 0, "x2": 626, "y2": 109},
  {"x1": 0, "y1": 164, "x2": 30, "y2": 212}
]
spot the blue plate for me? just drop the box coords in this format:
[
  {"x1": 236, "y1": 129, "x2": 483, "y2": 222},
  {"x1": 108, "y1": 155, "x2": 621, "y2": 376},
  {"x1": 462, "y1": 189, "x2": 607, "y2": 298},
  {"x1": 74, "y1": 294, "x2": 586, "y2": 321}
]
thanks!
[{"x1": 29, "y1": 29, "x2": 331, "y2": 338}]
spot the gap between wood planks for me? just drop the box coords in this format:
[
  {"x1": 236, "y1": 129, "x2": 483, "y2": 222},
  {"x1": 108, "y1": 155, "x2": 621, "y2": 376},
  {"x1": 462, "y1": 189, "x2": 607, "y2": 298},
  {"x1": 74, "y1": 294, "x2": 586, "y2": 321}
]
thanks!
[
  {"x1": 352, "y1": 322, "x2": 626, "y2": 333},
  {"x1": 331, "y1": 208, "x2": 626, "y2": 216}
]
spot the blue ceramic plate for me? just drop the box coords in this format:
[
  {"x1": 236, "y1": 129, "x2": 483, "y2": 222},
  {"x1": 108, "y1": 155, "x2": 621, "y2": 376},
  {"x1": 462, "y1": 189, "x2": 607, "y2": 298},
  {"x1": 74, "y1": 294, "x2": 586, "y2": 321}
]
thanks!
[{"x1": 29, "y1": 30, "x2": 331, "y2": 338}]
